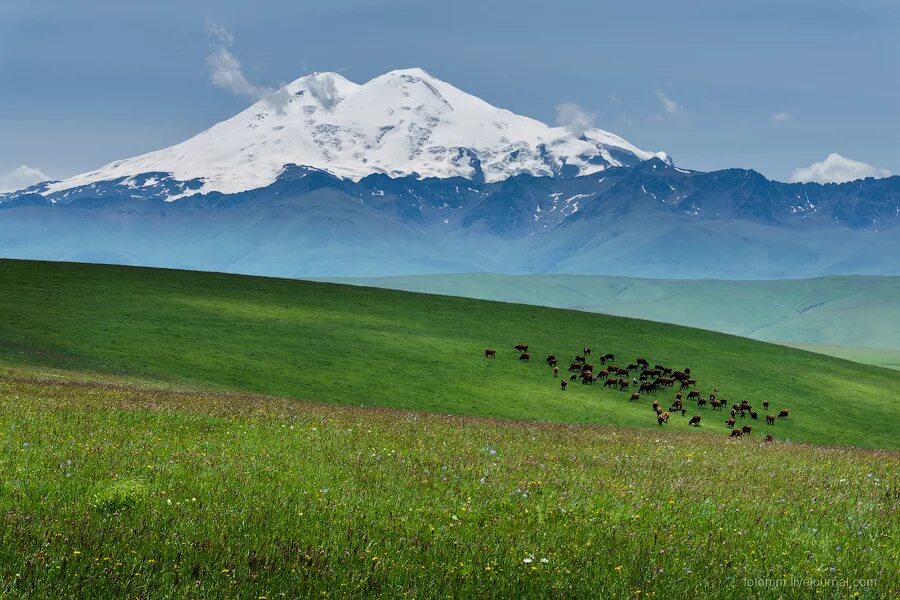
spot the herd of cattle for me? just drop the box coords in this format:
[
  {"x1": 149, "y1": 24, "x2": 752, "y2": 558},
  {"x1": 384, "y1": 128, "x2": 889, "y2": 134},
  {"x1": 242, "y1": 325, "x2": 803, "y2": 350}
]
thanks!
[{"x1": 484, "y1": 344, "x2": 791, "y2": 440}]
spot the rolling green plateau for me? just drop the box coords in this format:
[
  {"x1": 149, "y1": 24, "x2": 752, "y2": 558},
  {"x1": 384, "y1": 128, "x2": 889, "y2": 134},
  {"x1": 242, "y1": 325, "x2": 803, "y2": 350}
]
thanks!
[
  {"x1": 327, "y1": 273, "x2": 900, "y2": 370},
  {"x1": 0, "y1": 259, "x2": 898, "y2": 449},
  {"x1": 0, "y1": 371, "x2": 896, "y2": 598}
]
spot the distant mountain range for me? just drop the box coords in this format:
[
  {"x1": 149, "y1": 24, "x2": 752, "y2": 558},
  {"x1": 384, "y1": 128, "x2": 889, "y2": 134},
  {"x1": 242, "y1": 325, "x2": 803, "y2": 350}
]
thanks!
[{"x1": 1, "y1": 68, "x2": 898, "y2": 278}]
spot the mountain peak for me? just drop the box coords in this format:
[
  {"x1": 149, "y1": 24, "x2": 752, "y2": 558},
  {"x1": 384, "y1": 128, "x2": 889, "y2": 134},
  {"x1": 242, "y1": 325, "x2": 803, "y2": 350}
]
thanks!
[{"x1": 44, "y1": 68, "x2": 669, "y2": 199}]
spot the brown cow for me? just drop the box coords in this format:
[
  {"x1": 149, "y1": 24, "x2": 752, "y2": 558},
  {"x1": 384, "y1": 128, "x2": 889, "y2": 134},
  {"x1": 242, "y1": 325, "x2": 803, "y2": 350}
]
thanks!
[
  {"x1": 515, "y1": 344, "x2": 529, "y2": 352},
  {"x1": 518, "y1": 352, "x2": 530, "y2": 362},
  {"x1": 484, "y1": 348, "x2": 496, "y2": 359},
  {"x1": 619, "y1": 379, "x2": 630, "y2": 391},
  {"x1": 765, "y1": 434, "x2": 774, "y2": 443},
  {"x1": 696, "y1": 397, "x2": 707, "y2": 408},
  {"x1": 581, "y1": 363, "x2": 594, "y2": 373},
  {"x1": 670, "y1": 399, "x2": 683, "y2": 411},
  {"x1": 778, "y1": 409, "x2": 790, "y2": 419},
  {"x1": 553, "y1": 366, "x2": 559, "y2": 378},
  {"x1": 568, "y1": 362, "x2": 582, "y2": 372},
  {"x1": 546, "y1": 354, "x2": 557, "y2": 366},
  {"x1": 765, "y1": 414, "x2": 775, "y2": 425},
  {"x1": 574, "y1": 355, "x2": 586, "y2": 363},
  {"x1": 741, "y1": 425, "x2": 752, "y2": 435},
  {"x1": 688, "y1": 415, "x2": 701, "y2": 426},
  {"x1": 629, "y1": 393, "x2": 640, "y2": 402},
  {"x1": 687, "y1": 390, "x2": 701, "y2": 401},
  {"x1": 726, "y1": 418, "x2": 736, "y2": 428},
  {"x1": 652, "y1": 400, "x2": 660, "y2": 412},
  {"x1": 730, "y1": 429, "x2": 742, "y2": 438},
  {"x1": 639, "y1": 382, "x2": 656, "y2": 394},
  {"x1": 604, "y1": 378, "x2": 618, "y2": 388},
  {"x1": 711, "y1": 399, "x2": 722, "y2": 410},
  {"x1": 658, "y1": 411, "x2": 670, "y2": 425},
  {"x1": 597, "y1": 369, "x2": 609, "y2": 379},
  {"x1": 560, "y1": 380, "x2": 568, "y2": 391},
  {"x1": 762, "y1": 401, "x2": 770, "y2": 411}
]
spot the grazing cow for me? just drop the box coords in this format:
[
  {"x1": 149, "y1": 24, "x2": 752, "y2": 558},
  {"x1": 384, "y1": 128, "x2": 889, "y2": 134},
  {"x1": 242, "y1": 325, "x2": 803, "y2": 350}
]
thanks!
[
  {"x1": 574, "y1": 355, "x2": 586, "y2": 363},
  {"x1": 696, "y1": 397, "x2": 707, "y2": 408},
  {"x1": 762, "y1": 401, "x2": 770, "y2": 411},
  {"x1": 626, "y1": 364, "x2": 638, "y2": 372},
  {"x1": 581, "y1": 372, "x2": 595, "y2": 384},
  {"x1": 553, "y1": 366, "x2": 559, "y2": 378},
  {"x1": 765, "y1": 434, "x2": 774, "y2": 443},
  {"x1": 560, "y1": 380, "x2": 568, "y2": 391},
  {"x1": 750, "y1": 412, "x2": 758, "y2": 420},
  {"x1": 629, "y1": 393, "x2": 640, "y2": 402},
  {"x1": 672, "y1": 371, "x2": 687, "y2": 382},
  {"x1": 726, "y1": 418, "x2": 736, "y2": 428},
  {"x1": 730, "y1": 408, "x2": 737, "y2": 418},
  {"x1": 546, "y1": 354, "x2": 558, "y2": 367},
  {"x1": 687, "y1": 390, "x2": 702, "y2": 401},
  {"x1": 636, "y1": 357, "x2": 649, "y2": 367},
  {"x1": 581, "y1": 363, "x2": 594, "y2": 373},
  {"x1": 639, "y1": 382, "x2": 656, "y2": 394},
  {"x1": 662, "y1": 367, "x2": 673, "y2": 375},
  {"x1": 655, "y1": 407, "x2": 663, "y2": 416},
  {"x1": 639, "y1": 373, "x2": 650, "y2": 382},
  {"x1": 568, "y1": 363, "x2": 582, "y2": 373},
  {"x1": 658, "y1": 411, "x2": 670, "y2": 425},
  {"x1": 711, "y1": 399, "x2": 722, "y2": 410},
  {"x1": 618, "y1": 379, "x2": 630, "y2": 391},
  {"x1": 515, "y1": 344, "x2": 529, "y2": 352},
  {"x1": 684, "y1": 368, "x2": 691, "y2": 376},
  {"x1": 741, "y1": 425, "x2": 752, "y2": 435},
  {"x1": 604, "y1": 378, "x2": 618, "y2": 388},
  {"x1": 616, "y1": 368, "x2": 629, "y2": 376},
  {"x1": 670, "y1": 399, "x2": 683, "y2": 411},
  {"x1": 675, "y1": 392, "x2": 683, "y2": 401},
  {"x1": 519, "y1": 352, "x2": 530, "y2": 362},
  {"x1": 647, "y1": 369, "x2": 662, "y2": 378},
  {"x1": 654, "y1": 364, "x2": 665, "y2": 371},
  {"x1": 484, "y1": 348, "x2": 496, "y2": 359},
  {"x1": 604, "y1": 353, "x2": 615, "y2": 362},
  {"x1": 765, "y1": 415, "x2": 775, "y2": 425},
  {"x1": 569, "y1": 374, "x2": 578, "y2": 381},
  {"x1": 778, "y1": 409, "x2": 790, "y2": 420},
  {"x1": 688, "y1": 415, "x2": 701, "y2": 426},
  {"x1": 652, "y1": 400, "x2": 660, "y2": 412},
  {"x1": 583, "y1": 346, "x2": 591, "y2": 356},
  {"x1": 730, "y1": 429, "x2": 742, "y2": 438}
]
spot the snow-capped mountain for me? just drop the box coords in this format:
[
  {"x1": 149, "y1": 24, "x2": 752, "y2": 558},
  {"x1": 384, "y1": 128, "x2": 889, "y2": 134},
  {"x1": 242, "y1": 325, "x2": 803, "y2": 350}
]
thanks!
[{"x1": 43, "y1": 68, "x2": 668, "y2": 199}]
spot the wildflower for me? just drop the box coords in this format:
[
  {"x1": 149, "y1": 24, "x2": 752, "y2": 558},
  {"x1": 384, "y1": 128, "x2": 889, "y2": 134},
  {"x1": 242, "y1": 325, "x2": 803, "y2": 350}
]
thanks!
[
  {"x1": 523, "y1": 557, "x2": 533, "y2": 564},
  {"x1": 614, "y1": 565, "x2": 623, "y2": 572},
  {"x1": 72, "y1": 550, "x2": 81, "y2": 556},
  {"x1": 540, "y1": 558, "x2": 549, "y2": 564}
]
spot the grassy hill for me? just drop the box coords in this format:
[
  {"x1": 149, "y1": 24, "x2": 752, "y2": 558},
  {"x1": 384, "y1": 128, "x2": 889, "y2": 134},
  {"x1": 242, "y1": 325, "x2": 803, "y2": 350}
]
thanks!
[
  {"x1": 0, "y1": 370, "x2": 896, "y2": 599},
  {"x1": 1, "y1": 259, "x2": 897, "y2": 449},
  {"x1": 327, "y1": 273, "x2": 900, "y2": 369}
]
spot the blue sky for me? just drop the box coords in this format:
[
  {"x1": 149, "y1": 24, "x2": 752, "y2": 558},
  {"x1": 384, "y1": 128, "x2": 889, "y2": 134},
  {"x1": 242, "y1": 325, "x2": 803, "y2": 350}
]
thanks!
[{"x1": 1, "y1": 0, "x2": 897, "y2": 188}]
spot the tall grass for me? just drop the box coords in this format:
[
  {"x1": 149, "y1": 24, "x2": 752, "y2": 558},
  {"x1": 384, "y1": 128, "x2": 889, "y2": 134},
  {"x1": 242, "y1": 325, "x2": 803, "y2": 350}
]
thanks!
[{"x1": 0, "y1": 372, "x2": 896, "y2": 598}]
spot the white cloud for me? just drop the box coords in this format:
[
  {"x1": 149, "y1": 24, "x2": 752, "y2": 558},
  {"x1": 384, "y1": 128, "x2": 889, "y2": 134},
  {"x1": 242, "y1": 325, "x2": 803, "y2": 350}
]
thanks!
[
  {"x1": 790, "y1": 153, "x2": 891, "y2": 184},
  {"x1": 772, "y1": 111, "x2": 792, "y2": 123},
  {"x1": 0, "y1": 165, "x2": 50, "y2": 193},
  {"x1": 205, "y1": 20, "x2": 290, "y2": 114},
  {"x1": 555, "y1": 102, "x2": 595, "y2": 136},
  {"x1": 656, "y1": 92, "x2": 681, "y2": 116}
]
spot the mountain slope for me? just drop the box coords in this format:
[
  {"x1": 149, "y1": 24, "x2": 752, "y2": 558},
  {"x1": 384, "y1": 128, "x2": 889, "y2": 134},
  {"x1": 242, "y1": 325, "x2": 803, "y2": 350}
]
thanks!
[
  {"x1": 1, "y1": 259, "x2": 898, "y2": 448},
  {"x1": 37, "y1": 68, "x2": 667, "y2": 198}
]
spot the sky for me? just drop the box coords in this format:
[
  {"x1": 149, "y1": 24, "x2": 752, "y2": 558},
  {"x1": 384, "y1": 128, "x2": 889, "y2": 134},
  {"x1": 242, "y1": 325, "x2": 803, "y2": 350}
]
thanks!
[{"x1": 1, "y1": 0, "x2": 898, "y2": 190}]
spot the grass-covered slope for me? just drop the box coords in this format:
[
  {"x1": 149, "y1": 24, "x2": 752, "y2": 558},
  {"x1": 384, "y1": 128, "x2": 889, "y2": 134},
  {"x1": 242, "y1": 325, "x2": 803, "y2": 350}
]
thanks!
[
  {"x1": 328, "y1": 273, "x2": 900, "y2": 368},
  {"x1": 1, "y1": 259, "x2": 898, "y2": 448},
  {"x1": 0, "y1": 372, "x2": 896, "y2": 599}
]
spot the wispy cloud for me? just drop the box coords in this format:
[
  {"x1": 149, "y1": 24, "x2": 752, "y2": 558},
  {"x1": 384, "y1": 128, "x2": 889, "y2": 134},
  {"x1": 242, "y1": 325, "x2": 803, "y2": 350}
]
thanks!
[
  {"x1": 656, "y1": 92, "x2": 681, "y2": 116},
  {"x1": 555, "y1": 102, "x2": 595, "y2": 136},
  {"x1": 0, "y1": 164, "x2": 50, "y2": 193},
  {"x1": 205, "y1": 19, "x2": 290, "y2": 114},
  {"x1": 772, "y1": 111, "x2": 792, "y2": 123},
  {"x1": 790, "y1": 153, "x2": 891, "y2": 184}
]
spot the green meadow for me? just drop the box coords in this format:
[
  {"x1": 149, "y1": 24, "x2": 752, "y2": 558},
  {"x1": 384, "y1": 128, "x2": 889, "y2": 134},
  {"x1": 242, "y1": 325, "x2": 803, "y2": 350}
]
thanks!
[
  {"x1": 0, "y1": 260, "x2": 897, "y2": 448},
  {"x1": 0, "y1": 371, "x2": 896, "y2": 598},
  {"x1": 328, "y1": 272, "x2": 900, "y2": 370}
]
